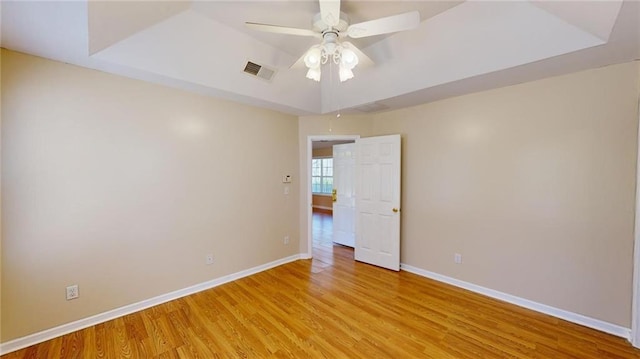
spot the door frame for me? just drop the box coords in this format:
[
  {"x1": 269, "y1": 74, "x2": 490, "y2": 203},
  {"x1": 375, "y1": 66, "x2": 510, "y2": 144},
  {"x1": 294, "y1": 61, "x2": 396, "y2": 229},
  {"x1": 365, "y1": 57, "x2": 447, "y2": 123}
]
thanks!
[
  {"x1": 632, "y1": 99, "x2": 640, "y2": 347},
  {"x1": 305, "y1": 135, "x2": 360, "y2": 259}
]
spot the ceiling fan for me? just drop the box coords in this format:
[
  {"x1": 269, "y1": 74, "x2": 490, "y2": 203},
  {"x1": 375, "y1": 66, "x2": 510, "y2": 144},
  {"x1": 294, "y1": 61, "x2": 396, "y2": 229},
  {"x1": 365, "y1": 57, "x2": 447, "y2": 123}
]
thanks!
[{"x1": 245, "y1": 0, "x2": 420, "y2": 82}]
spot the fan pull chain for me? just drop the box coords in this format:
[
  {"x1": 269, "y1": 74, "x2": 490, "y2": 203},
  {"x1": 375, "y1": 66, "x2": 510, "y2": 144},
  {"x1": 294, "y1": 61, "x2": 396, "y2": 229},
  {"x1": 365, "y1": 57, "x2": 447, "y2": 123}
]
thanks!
[{"x1": 330, "y1": 61, "x2": 342, "y2": 119}]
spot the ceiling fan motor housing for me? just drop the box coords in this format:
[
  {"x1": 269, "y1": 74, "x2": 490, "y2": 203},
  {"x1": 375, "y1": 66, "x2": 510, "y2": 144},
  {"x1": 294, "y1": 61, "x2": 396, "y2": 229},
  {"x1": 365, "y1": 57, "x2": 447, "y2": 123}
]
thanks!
[{"x1": 313, "y1": 11, "x2": 349, "y2": 33}]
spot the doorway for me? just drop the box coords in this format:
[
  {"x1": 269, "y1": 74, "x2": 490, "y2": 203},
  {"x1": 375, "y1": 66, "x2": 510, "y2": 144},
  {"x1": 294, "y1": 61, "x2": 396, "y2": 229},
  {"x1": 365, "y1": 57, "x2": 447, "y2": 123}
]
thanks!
[
  {"x1": 306, "y1": 134, "x2": 402, "y2": 272},
  {"x1": 306, "y1": 135, "x2": 359, "y2": 260}
]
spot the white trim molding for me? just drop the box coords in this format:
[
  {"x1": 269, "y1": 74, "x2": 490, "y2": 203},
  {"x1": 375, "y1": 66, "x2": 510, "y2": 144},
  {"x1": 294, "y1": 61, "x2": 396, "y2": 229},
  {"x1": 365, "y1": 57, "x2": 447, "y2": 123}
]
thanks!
[
  {"x1": 632, "y1": 98, "x2": 640, "y2": 348},
  {"x1": 401, "y1": 263, "x2": 632, "y2": 340},
  {"x1": 0, "y1": 254, "x2": 302, "y2": 356}
]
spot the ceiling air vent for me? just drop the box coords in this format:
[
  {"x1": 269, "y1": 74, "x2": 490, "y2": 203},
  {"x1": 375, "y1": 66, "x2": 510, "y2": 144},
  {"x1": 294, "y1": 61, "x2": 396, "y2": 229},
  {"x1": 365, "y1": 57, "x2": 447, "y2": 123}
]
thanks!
[{"x1": 243, "y1": 61, "x2": 276, "y2": 82}]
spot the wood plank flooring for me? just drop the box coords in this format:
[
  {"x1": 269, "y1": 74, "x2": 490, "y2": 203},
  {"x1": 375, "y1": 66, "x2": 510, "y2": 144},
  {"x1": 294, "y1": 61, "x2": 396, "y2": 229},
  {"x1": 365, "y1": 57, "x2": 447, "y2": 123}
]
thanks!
[{"x1": 3, "y1": 211, "x2": 640, "y2": 358}]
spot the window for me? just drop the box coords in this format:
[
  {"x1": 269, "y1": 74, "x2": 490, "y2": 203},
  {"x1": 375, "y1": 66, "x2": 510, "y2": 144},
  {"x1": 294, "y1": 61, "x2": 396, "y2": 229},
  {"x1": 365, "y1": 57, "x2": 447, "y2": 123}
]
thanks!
[{"x1": 312, "y1": 158, "x2": 333, "y2": 194}]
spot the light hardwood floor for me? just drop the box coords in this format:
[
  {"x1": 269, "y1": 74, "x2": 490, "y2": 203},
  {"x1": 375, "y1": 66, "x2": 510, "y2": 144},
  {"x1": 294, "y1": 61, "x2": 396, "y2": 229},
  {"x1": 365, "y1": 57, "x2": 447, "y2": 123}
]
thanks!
[{"x1": 3, "y1": 211, "x2": 640, "y2": 358}]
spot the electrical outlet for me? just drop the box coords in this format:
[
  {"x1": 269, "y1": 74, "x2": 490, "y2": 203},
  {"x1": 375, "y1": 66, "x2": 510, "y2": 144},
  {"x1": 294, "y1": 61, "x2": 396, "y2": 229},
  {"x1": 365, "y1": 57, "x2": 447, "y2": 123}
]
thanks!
[
  {"x1": 206, "y1": 254, "x2": 214, "y2": 265},
  {"x1": 66, "y1": 285, "x2": 79, "y2": 300},
  {"x1": 454, "y1": 253, "x2": 462, "y2": 264},
  {"x1": 284, "y1": 235, "x2": 290, "y2": 245}
]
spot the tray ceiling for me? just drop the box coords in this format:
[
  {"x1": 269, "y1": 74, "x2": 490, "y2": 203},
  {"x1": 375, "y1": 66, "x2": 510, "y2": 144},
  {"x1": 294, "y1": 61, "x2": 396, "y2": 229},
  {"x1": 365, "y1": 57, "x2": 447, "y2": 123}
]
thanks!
[{"x1": 2, "y1": 1, "x2": 638, "y2": 116}]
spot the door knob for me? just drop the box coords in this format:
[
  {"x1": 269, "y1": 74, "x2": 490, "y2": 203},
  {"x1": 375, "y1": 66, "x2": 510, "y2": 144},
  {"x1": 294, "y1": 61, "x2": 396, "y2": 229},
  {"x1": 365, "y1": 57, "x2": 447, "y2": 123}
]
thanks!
[{"x1": 392, "y1": 208, "x2": 399, "y2": 213}]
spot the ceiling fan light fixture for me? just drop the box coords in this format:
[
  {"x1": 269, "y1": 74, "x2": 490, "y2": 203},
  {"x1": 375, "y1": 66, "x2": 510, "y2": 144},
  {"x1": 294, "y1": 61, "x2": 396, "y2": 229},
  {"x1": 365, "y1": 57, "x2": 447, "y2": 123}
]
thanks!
[
  {"x1": 340, "y1": 47, "x2": 358, "y2": 70},
  {"x1": 302, "y1": 42, "x2": 359, "y2": 82},
  {"x1": 306, "y1": 67, "x2": 322, "y2": 82},
  {"x1": 304, "y1": 47, "x2": 322, "y2": 69},
  {"x1": 338, "y1": 65, "x2": 354, "y2": 82},
  {"x1": 324, "y1": 42, "x2": 338, "y2": 55}
]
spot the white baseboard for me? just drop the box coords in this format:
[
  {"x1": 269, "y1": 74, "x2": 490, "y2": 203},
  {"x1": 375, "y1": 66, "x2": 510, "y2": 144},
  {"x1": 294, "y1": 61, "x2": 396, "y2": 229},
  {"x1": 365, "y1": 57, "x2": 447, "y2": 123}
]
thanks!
[
  {"x1": 0, "y1": 254, "x2": 302, "y2": 355},
  {"x1": 400, "y1": 263, "x2": 632, "y2": 341},
  {"x1": 5, "y1": 257, "x2": 628, "y2": 355}
]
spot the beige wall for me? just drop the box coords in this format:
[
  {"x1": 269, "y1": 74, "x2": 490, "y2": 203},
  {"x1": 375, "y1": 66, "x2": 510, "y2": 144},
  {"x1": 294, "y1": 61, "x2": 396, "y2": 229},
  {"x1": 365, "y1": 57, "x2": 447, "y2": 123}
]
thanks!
[
  {"x1": 372, "y1": 61, "x2": 640, "y2": 327},
  {"x1": 0, "y1": 50, "x2": 299, "y2": 341},
  {"x1": 298, "y1": 61, "x2": 639, "y2": 328},
  {"x1": 2, "y1": 47, "x2": 638, "y2": 343}
]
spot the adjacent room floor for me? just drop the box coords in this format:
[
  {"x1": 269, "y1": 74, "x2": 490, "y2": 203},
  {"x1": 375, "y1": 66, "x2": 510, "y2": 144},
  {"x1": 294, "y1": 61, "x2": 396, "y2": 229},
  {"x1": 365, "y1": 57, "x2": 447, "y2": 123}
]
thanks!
[{"x1": 311, "y1": 210, "x2": 342, "y2": 274}]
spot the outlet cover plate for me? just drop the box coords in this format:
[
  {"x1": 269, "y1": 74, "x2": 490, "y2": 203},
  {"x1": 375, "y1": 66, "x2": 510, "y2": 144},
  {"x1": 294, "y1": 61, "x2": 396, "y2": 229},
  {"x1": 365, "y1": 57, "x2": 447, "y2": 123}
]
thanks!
[{"x1": 66, "y1": 285, "x2": 79, "y2": 300}]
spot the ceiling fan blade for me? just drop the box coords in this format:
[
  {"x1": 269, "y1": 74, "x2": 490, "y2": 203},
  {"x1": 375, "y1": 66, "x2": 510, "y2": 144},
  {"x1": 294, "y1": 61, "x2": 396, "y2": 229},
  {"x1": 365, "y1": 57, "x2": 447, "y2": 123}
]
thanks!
[
  {"x1": 347, "y1": 11, "x2": 420, "y2": 39},
  {"x1": 341, "y1": 42, "x2": 374, "y2": 67},
  {"x1": 245, "y1": 22, "x2": 322, "y2": 38},
  {"x1": 319, "y1": 0, "x2": 341, "y2": 27}
]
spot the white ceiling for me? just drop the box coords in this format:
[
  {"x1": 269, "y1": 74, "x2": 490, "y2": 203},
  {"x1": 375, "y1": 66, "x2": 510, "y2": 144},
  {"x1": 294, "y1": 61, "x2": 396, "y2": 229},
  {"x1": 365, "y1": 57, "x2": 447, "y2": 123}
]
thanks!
[{"x1": 1, "y1": 1, "x2": 639, "y2": 116}]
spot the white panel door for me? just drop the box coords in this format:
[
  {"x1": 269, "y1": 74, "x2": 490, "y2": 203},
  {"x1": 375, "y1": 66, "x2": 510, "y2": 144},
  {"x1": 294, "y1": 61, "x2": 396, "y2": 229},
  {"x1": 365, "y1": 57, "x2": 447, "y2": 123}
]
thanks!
[
  {"x1": 355, "y1": 134, "x2": 401, "y2": 271},
  {"x1": 332, "y1": 143, "x2": 356, "y2": 247}
]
